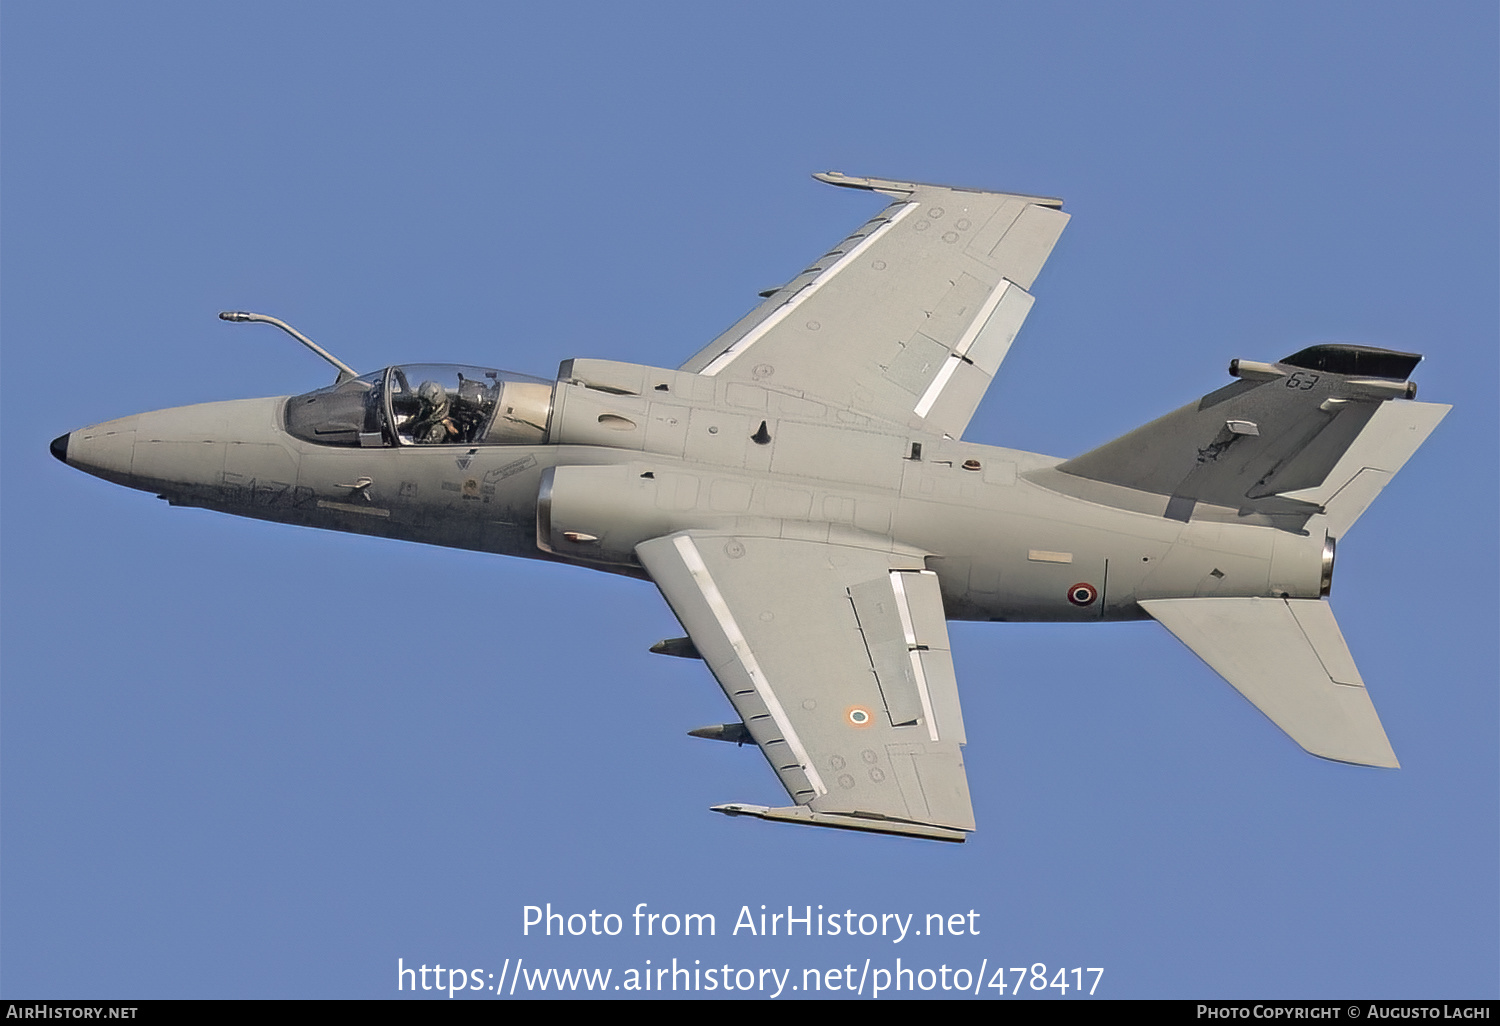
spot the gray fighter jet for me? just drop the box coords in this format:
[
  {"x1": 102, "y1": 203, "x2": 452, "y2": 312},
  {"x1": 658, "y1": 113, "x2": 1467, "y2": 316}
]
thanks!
[{"x1": 51, "y1": 172, "x2": 1448, "y2": 842}]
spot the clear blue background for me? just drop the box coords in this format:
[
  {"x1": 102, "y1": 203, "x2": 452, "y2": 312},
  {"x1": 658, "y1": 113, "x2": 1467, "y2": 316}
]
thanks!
[{"x1": 3, "y1": 1, "x2": 1495, "y2": 999}]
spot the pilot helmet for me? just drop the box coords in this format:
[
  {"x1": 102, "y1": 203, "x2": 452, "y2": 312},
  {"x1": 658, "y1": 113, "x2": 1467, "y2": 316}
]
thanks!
[{"x1": 417, "y1": 380, "x2": 448, "y2": 413}]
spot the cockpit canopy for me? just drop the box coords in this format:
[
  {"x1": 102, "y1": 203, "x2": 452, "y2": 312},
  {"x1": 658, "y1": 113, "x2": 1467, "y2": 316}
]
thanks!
[{"x1": 285, "y1": 364, "x2": 554, "y2": 448}]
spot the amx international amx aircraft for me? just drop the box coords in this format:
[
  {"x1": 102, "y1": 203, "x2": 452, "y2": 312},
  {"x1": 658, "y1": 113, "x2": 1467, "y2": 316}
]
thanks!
[{"x1": 52, "y1": 172, "x2": 1448, "y2": 842}]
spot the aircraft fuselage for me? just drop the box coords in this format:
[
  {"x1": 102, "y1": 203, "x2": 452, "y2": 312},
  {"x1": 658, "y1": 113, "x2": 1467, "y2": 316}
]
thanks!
[{"x1": 54, "y1": 359, "x2": 1330, "y2": 627}]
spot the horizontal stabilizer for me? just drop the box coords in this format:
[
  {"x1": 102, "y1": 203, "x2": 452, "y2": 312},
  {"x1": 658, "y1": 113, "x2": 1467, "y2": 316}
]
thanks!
[
  {"x1": 711, "y1": 803, "x2": 968, "y2": 842},
  {"x1": 1141, "y1": 597, "x2": 1398, "y2": 767}
]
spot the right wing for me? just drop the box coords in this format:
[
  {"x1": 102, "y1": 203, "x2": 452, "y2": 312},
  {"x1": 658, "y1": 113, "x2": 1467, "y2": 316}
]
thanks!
[
  {"x1": 636, "y1": 529, "x2": 975, "y2": 841},
  {"x1": 679, "y1": 172, "x2": 1069, "y2": 439}
]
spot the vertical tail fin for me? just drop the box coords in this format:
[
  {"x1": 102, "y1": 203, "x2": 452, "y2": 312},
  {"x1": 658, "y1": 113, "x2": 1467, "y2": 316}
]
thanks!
[{"x1": 1053, "y1": 344, "x2": 1448, "y2": 531}]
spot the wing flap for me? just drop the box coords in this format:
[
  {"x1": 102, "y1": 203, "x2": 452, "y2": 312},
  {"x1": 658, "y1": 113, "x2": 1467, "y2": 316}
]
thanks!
[
  {"x1": 848, "y1": 568, "x2": 966, "y2": 744},
  {"x1": 1141, "y1": 596, "x2": 1398, "y2": 768}
]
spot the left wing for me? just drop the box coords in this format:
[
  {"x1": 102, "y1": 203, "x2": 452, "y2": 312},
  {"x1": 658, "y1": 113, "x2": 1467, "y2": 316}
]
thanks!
[
  {"x1": 680, "y1": 172, "x2": 1069, "y2": 439},
  {"x1": 636, "y1": 530, "x2": 975, "y2": 841}
]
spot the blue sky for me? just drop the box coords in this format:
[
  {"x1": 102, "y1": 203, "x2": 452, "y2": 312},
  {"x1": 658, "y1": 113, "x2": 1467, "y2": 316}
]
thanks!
[{"x1": 3, "y1": 1, "x2": 1495, "y2": 999}]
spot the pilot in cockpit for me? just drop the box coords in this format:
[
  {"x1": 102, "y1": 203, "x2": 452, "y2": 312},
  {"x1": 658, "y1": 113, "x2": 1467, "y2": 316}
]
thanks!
[{"x1": 410, "y1": 380, "x2": 457, "y2": 444}]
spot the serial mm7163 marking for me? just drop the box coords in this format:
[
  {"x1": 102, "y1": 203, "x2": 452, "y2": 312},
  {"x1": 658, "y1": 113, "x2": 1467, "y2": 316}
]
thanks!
[
  {"x1": 218, "y1": 474, "x2": 313, "y2": 509},
  {"x1": 52, "y1": 172, "x2": 1448, "y2": 842}
]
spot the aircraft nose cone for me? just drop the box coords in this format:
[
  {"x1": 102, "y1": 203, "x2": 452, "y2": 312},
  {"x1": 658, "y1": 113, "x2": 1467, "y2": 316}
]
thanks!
[{"x1": 50, "y1": 433, "x2": 69, "y2": 464}]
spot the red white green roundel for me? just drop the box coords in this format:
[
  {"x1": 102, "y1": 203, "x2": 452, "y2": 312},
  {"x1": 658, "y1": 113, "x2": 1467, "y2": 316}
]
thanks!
[{"x1": 1067, "y1": 582, "x2": 1098, "y2": 606}]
